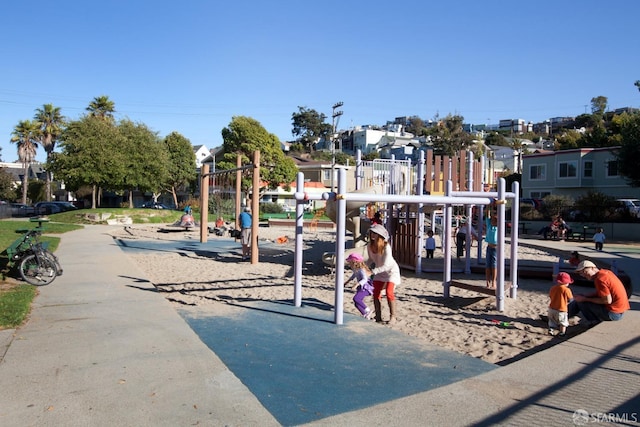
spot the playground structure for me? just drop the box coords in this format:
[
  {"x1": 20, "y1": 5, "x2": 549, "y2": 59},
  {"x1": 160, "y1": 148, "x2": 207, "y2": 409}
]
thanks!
[
  {"x1": 195, "y1": 149, "x2": 522, "y2": 325},
  {"x1": 291, "y1": 150, "x2": 522, "y2": 325},
  {"x1": 198, "y1": 151, "x2": 261, "y2": 264}
]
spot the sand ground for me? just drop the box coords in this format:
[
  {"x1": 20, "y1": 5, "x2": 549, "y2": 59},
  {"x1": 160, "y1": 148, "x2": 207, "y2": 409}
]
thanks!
[{"x1": 108, "y1": 224, "x2": 588, "y2": 365}]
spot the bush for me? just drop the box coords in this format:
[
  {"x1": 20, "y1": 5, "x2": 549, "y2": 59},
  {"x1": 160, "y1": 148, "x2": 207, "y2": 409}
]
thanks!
[
  {"x1": 573, "y1": 191, "x2": 618, "y2": 222},
  {"x1": 208, "y1": 193, "x2": 235, "y2": 217},
  {"x1": 260, "y1": 202, "x2": 284, "y2": 214}
]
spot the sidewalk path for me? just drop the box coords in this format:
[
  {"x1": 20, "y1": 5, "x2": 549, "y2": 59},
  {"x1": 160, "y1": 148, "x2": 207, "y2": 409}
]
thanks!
[{"x1": 0, "y1": 225, "x2": 277, "y2": 426}]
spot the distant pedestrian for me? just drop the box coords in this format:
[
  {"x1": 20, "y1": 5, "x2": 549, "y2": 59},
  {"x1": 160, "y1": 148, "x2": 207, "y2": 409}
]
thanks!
[
  {"x1": 593, "y1": 228, "x2": 605, "y2": 251},
  {"x1": 455, "y1": 222, "x2": 467, "y2": 260},
  {"x1": 548, "y1": 272, "x2": 574, "y2": 336},
  {"x1": 425, "y1": 230, "x2": 436, "y2": 259}
]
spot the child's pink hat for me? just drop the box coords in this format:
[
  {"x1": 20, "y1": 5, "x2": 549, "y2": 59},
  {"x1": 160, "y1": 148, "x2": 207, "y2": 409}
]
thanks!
[
  {"x1": 556, "y1": 272, "x2": 574, "y2": 284},
  {"x1": 346, "y1": 253, "x2": 364, "y2": 263}
]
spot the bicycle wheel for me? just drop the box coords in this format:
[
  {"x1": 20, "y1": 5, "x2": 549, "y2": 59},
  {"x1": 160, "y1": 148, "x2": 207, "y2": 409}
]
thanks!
[
  {"x1": 19, "y1": 254, "x2": 58, "y2": 286},
  {"x1": 43, "y1": 250, "x2": 63, "y2": 276}
]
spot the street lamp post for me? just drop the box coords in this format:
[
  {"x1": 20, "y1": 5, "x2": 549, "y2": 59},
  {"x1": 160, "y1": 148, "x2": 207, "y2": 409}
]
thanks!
[{"x1": 330, "y1": 102, "x2": 343, "y2": 192}]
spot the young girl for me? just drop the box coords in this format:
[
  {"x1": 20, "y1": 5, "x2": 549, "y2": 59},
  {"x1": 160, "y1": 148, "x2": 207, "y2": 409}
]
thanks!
[
  {"x1": 367, "y1": 224, "x2": 401, "y2": 323},
  {"x1": 344, "y1": 253, "x2": 374, "y2": 319}
]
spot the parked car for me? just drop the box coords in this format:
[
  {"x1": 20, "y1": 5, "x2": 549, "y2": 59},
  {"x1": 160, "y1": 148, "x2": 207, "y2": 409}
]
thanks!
[
  {"x1": 616, "y1": 199, "x2": 640, "y2": 219},
  {"x1": 140, "y1": 201, "x2": 173, "y2": 210},
  {"x1": 11, "y1": 203, "x2": 36, "y2": 217},
  {"x1": 34, "y1": 201, "x2": 78, "y2": 215},
  {"x1": 520, "y1": 198, "x2": 543, "y2": 210}
]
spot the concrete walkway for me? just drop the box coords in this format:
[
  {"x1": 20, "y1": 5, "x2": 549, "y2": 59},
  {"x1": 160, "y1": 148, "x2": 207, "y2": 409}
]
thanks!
[{"x1": 0, "y1": 226, "x2": 638, "y2": 426}]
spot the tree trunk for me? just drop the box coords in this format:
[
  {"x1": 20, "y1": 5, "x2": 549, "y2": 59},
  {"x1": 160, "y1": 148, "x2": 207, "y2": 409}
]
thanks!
[
  {"x1": 92, "y1": 184, "x2": 97, "y2": 209},
  {"x1": 171, "y1": 187, "x2": 178, "y2": 209},
  {"x1": 21, "y1": 164, "x2": 29, "y2": 204},
  {"x1": 45, "y1": 170, "x2": 52, "y2": 202}
]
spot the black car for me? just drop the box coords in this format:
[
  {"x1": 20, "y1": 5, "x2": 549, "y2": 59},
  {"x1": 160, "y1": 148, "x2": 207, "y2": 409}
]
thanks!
[
  {"x1": 34, "y1": 201, "x2": 78, "y2": 215},
  {"x1": 11, "y1": 203, "x2": 36, "y2": 217},
  {"x1": 140, "y1": 201, "x2": 173, "y2": 209}
]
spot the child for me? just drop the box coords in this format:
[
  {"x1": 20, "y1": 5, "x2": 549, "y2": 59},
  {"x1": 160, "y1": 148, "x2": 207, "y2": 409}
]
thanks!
[
  {"x1": 344, "y1": 253, "x2": 374, "y2": 319},
  {"x1": 548, "y1": 272, "x2": 574, "y2": 336},
  {"x1": 593, "y1": 228, "x2": 605, "y2": 251},
  {"x1": 567, "y1": 251, "x2": 580, "y2": 267},
  {"x1": 425, "y1": 230, "x2": 436, "y2": 259},
  {"x1": 367, "y1": 224, "x2": 401, "y2": 323}
]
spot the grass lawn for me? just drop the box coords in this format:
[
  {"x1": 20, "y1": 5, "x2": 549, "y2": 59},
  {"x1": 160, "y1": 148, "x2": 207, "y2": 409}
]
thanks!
[{"x1": 0, "y1": 218, "x2": 83, "y2": 330}]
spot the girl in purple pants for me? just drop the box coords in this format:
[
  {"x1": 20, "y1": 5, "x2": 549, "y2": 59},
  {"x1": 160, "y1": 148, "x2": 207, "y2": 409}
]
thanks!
[{"x1": 344, "y1": 253, "x2": 374, "y2": 319}]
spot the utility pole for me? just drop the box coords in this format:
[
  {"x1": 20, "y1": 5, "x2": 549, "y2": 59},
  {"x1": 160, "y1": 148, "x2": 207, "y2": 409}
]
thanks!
[{"x1": 330, "y1": 101, "x2": 344, "y2": 192}]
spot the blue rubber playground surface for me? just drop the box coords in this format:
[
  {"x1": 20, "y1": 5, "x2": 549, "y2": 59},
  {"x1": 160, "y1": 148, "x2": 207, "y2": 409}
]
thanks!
[
  {"x1": 178, "y1": 300, "x2": 496, "y2": 426},
  {"x1": 116, "y1": 234, "x2": 497, "y2": 425}
]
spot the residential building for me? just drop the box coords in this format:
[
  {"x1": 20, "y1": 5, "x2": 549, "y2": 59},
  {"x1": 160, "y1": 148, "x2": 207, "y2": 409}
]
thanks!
[
  {"x1": 521, "y1": 146, "x2": 640, "y2": 200},
  {"x1": 193, "y1": 144, "x2": 210, "y2": 168}
]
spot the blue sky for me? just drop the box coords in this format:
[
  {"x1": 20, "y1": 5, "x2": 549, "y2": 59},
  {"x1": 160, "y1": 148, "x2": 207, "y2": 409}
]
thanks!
[{"x1": 1, "y1": 0, "x2": 639, "y2": 163}]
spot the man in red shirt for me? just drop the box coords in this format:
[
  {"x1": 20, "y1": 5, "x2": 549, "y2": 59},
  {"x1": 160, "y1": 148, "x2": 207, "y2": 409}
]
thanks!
[{"x1": 573, "y1": 260, "x2": 630, "y2": 323}]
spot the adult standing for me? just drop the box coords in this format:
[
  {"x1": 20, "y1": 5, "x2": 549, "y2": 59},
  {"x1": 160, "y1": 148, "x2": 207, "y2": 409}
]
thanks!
[
  {"x1": 367, "y1": 224, "x2": 401, "y2": 324},
  {"x1": 455, "y1": 222, "x2": 467, "y2": 260},
  {"x1": 573, "y1": 260, "x2": 630, "y2": 323},
  {"x1": 238, "y1": 207, "x2": 252, "y2": 261}
]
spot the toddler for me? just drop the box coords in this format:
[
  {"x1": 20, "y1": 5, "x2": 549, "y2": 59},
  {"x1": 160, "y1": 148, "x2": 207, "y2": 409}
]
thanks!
[
  {"x1": 425, "y1": 230, "x2": 436, "y2": 258},
  {"x1": 344, "y1": 253, "x2": 374, "y2": 319},
  {"x1": 593, "y1": 228, "x2": 605, "y2": 251},
  {"x1": 548, "y1": 272, "x2": 574, "y2": 336}
]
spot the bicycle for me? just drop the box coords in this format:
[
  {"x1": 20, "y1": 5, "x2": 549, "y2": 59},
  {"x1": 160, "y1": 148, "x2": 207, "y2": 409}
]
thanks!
[{"x1": 5, "y1": 225, "x2": 63, "y2": 286}]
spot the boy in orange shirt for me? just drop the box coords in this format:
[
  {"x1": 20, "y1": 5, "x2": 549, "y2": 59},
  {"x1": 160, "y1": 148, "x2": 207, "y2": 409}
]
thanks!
[{"x1": 548, "y1": 272, "x2": 574, "y2": 336}]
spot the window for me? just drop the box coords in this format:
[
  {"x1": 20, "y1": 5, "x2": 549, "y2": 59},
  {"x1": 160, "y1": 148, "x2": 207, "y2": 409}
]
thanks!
[
  {"x1": 558, "y1": 161, "x2": 577, "y2": 178},
  {"x1": 529, "y1": 164, "x2": 546, "y2": 180},
  {"x1": 606, "y1": 160, "x2": 619, "y2": 177},
  {"x1": 583, "y1": 161, "x2": 593, "y2": 178},
  {"x1": 323, "y1": 169, "x2": 332, "y2": 181}
]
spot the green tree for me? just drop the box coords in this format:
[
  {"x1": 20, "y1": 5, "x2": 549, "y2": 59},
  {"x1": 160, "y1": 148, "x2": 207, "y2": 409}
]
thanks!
[
  {"x1": 86, "y1": 95, "x2": 116, "y2": 121},
  {"x1": 404, "y1": 116, "x2": 427, "y2": 136},
  {"x1": 291, "y1": 107, "x2": 332, "y2": 152},
  {"x1": 163, "y1": 131, "x2": 197, "y2": 207},
  {"x1": 10, "y1": 120, "x2": 40, "y2": 204},
  {"x1": 220, "y1": 116, "x2": 297, "y2": 193},
  {"x1": 426, "y1": 114, "x2": 473, "y2": 156},
  {"x1": 0, "y1": 167, "x2": 16, "y2": 201},
  {"x1": 615, "y1": 112, "x2": 640, "y2": 187},
  {"x1": 590, "y1": 96, "x2": 608, "y2": 115},
  {"x1": 484, "y1": 132, "x2": 507, "y2": 147},
  {"x1": 117, "y1": 120, "x2": 169, "y2": 207},
  {"x1": 34, "y1": 103, "x2": 65, "y2": 201},
  {"x1": 51, "y1": 115, "x2": 125, "y2": 208},
  {"x1": 556, "y1": 129, "x2": 582, "y2": 150},
  {"x1": 635, "y1": 80, "x2": 640, "y2": 93}
]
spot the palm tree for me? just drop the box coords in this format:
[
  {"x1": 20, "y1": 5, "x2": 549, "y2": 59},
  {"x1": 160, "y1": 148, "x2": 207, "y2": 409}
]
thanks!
[
  {"x1": 34, "y1": 103, "x2": 65, "y2": 201},
  {"x1": 86, "y1": 95, "x2": 115, "y2": 120},
  {"x1": 10, "y1": 120, "x2": 40, "y2": 204}
]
